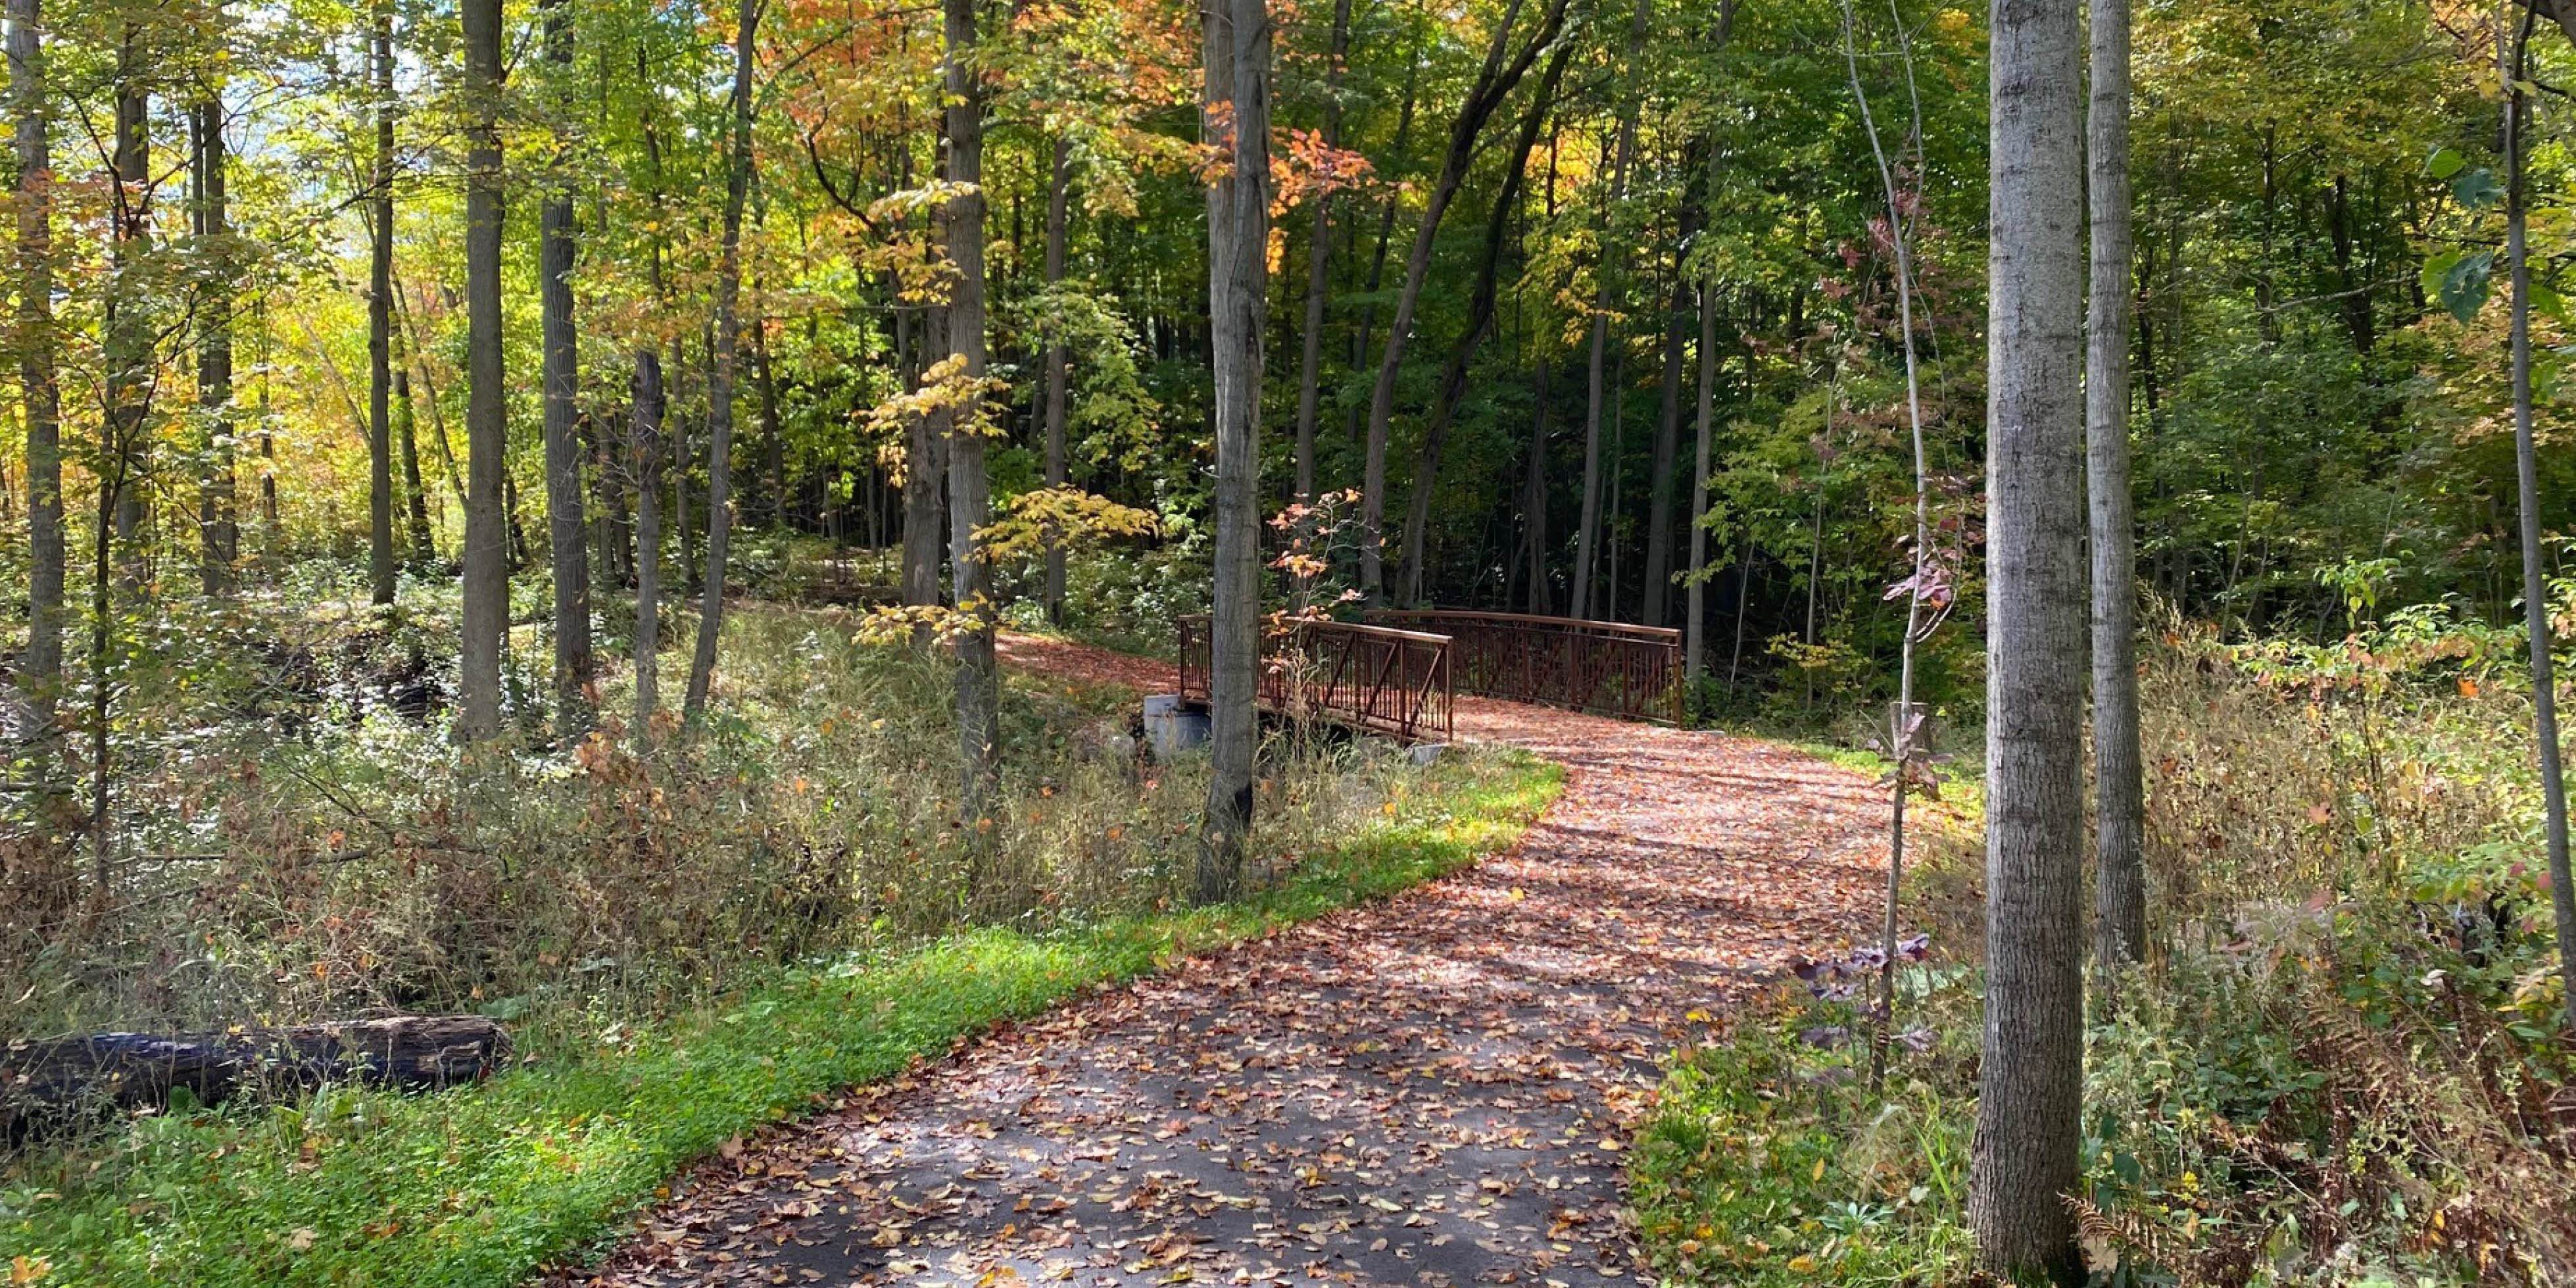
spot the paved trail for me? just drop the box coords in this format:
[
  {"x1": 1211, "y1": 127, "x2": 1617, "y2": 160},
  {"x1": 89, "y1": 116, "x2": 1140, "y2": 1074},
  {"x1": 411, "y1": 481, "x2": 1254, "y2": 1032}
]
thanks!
[{"x1": 574, "y1": 636, "x2": 1883, "y2": 1288}]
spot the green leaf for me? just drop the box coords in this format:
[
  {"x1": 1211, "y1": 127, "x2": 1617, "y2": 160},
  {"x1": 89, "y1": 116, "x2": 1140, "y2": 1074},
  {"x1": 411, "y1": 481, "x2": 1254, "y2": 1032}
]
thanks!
[
  {"x1": 2426, "y1": 145, "x2": 2466, "y2": 179},
  {"x1": 2454, "y1": 168, "x2": 2504, "y2": 209},
  {"x1": 2535, "y1": 280, "x2": 2569, "y2": 325},
  {"x1": 2435, "y1": 249, "x2": 2496, "y2": 323}
]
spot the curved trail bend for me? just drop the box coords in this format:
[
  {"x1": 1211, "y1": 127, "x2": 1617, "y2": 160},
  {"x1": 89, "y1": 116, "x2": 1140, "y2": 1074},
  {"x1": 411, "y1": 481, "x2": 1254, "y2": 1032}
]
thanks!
[{"x1": 575, "y1": 635, "x2": 1882, "y2": 1287}]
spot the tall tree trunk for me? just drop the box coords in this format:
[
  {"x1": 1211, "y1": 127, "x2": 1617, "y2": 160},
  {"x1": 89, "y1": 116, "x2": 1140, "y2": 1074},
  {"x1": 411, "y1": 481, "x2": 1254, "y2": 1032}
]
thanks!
[
  {"x1": 1042, "y1": 135, "x2": 1072, "y2": 622},
  {"x1": 1355, "y1": 0, "x2": 1570, "y2": 603},
  {"x1": 1199, "y1": 0, "x2": 1273, "y2": 903},
  {"x1": 368, "y1": 5, "x2": 397, "y2": 605},
  {"x1": 193, "y1": 96, "x2": 237, "y2": 598},
  {"x1": 683, "y1": 0, "x2": 758, "y2": 727},
  {"x1": 1684, "y1": 282, "x2": 1714, "y2": 691},
  {"x1": 541, "y1": 0, "x2": 591, "y2": 726},
  {"x1": 394, "y1": 332, "x2": 433, "y2": 563},
  {"x1": 1968, "y1": 0, "x2": 2087, "y2": 1278},
  {"x1": 12, "y1": 0, "x2": 62, "y2": 721},
  {"x1": 1571, "y1": 0, "x2": 1647, "y2": 620},
  {"x1": 1641, "y1": 256, "x2": 1690, "y2": 627},
  {"x1": 2089, "y1": 0, "x2": 2145, "y2": 969},
  {"x1": 1292, "y1": 0, "x2": 1352, "y2": 503},
  {"x1": 106, "y1": 38, "x2": 150, "y2": 589},
  {"x1": 2503, "y1": 16, "x2": 2576, "y2": 1037},
  {"x1": 903, "y1": 300, "x2": 947, "y2": 644},
  {"x1": 631, "y1": 350, "x2": 665, "y2": 747},
  {"x1": 1522, "y1": 358, "x2": 1549, "y2": 613},
  {"x1": 754, "y1": 315, "x2": 783, "y2": 527},
  {"x1": 458, "y1": 0, "x2": 508, "y2": 741},
  {"x1": 944, "y1": 0, "x2": 1001, "y2": 825},
  {"x1": 1396, "y1": 41, "x2": 1570, "y2": 607}
]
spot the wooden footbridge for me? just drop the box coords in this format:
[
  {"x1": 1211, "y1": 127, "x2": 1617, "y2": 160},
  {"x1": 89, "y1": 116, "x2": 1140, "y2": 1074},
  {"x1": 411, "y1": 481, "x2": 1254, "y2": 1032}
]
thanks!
[{"x1": 1177, "y1": 609, "x2": 1682, "y2": 743}]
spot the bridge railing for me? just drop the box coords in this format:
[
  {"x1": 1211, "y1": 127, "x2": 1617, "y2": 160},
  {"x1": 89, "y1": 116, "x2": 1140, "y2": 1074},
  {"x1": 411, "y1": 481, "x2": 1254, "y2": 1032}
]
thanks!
[
  {"x1": 1366, "y1": 609, "x2": 1683, "y2": 726},
  {"x1": 1178, "y1": 615, "x2": 1455, "y2": 743}
]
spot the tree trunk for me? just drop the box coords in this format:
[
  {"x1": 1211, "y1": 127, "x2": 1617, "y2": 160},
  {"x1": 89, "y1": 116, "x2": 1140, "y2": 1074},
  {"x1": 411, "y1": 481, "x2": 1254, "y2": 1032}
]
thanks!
[
  {"x1": 368, "y1": 6, "x2": 397, "y2": 605},
  {"x1": 1042, "y1": 134, "x2": 1073, "y2": 622},
  {"x1": 392, "y1": 342, "x2": 432, "y2": 564},
  {"x1": 458, "y1": 0, "x2": 509, "y2": 741},
  {"x1": 2088, "y1": 0, "x2": 2145, "y2": 970},
  {"x1": 683, "y1": 0, "x2": 758, "y2": 728},
  {"x1": 1199, "y1": 0, "x2": 1273, "y2": 904},
  {"x1": 106, "y1": 39, "x2": 151, "y2": 589},
  {"x1": 944, "y1": 0, "x2": 1002, "y2": 826},
  {"x1": 1571, "y1": 1, "x2": 1647, "y2": 620},
  {"x1": 1968, "y1": 0, "x2": 2087, "y2": 1279},
  {"x1": 1396, "y1": 41, "x2": 1570, "y2": 607},
  {"x1": 541, "y1": 0, "x2": 591, "y2": 727},
  {"x1": 12, "y1": 0, "x2": 62, "y2": 721},
  {"x1": 1356, "y1": 0, "x2": 1570, "y2": 603},
  {"x1": 1522, "y1": 358, "x2": 1549, "y2": 613},
  {"x1": 2502, "y1": 20, "x2": 2576, "y2": 1037},
  {"x1": 1642, "y1": 238, "x2": 1695, "y2": 627},
  {"x1": 193, "y1": 96, "x2": 237, "y2": 598},
  {"x1": 631, "y1": 350, "x2": 665, "y2": 746},
  {"x1": 1292, "y1": 0, "x2": 1353, "y2": 504},
  {"x1": 904, "y1": 299, "x2": 947, "y2": 645},
  {"x1": 1684, "y1": 282, "x2": 1714, "y2": 691}
]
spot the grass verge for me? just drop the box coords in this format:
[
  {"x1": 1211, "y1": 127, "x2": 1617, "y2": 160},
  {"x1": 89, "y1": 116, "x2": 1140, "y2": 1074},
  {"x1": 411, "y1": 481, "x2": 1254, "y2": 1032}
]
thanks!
[{"x1": 2, "y1": 752, "x2": 1559, "y2": 1288}]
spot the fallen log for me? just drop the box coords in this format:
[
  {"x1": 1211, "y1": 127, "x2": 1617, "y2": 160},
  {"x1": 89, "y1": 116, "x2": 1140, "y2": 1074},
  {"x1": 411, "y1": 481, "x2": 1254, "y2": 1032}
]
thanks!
[{"x1": 3, "y1": 1014, "x2": 508, "y2": 1145}]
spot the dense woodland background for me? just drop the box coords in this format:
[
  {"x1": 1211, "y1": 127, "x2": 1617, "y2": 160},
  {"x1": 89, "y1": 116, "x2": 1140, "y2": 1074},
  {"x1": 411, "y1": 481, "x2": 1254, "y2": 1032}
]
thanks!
[{"x1": 7, "y1": 0, "x2": 2576, "y2": 1283}]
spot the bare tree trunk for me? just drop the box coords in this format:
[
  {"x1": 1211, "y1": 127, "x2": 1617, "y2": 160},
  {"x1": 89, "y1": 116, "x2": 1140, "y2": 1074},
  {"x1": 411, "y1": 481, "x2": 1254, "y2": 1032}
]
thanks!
[
  {"x1": 393, "y1": 339, "x2": 433, "y2": 563},
  {"x1": 12, "y1": 0, "x2": 62, "y2": 720},
  {"x1": 1684, "y1": 281, "x2": 1714, "y2": 691},
  {"x1": 1397, "y1": 41, "x2": 1570, "y2": 607},
  {"x1": 1042, "y1": 135, "x2": 1072, "y2": 623},
  {"x1": 683, "y1": 0, "x2": 758, "y2": 728},
  {"x1": 1521, "y1": 359, "x2": 1550, "y2": 614},
  {"x1": 903, "y1": 299, "x2": 947, "y2": 645},
  {"x1": 944, "y1": 0, "x2": 1001, "y2": 825},
  {"x1": 2089, "y1": 0, "x2": 2144, "y2": 970},
  {"x1": 106, "y1": 39, "x2": 150, "y2": 589},
  {"x1": 1356, "y1": 0, "x2": 1569, "y2": 603},
  {"x1": 1571, "y1": 0, "x2": 1646, "y2": 621},
  {"x1": 1198, "y1": 0, "x2": 1273, "y2": 903},
  {"x1": 1968, "y1": 0, "x2": 2087, "y2": 1278},
  {"x1": 631, "y1": 351, "x2": 665, "y2": 748},
  {"x1": 193, "y1": 95, "x2": 237, "y2": 599},
  {"x1": 2503, "y1": 18, "x2": 2576, "y2": 1037},
  {"x1": 541, "y1": 0, "x2": 591, "y2": 727},
  {"x1": 1641, "y1": 259, "x2": 1690, "y2": 626},
  {"x1": 458, "y1": 0, "x2": 509, "y2": 741},
  {"x1": 1292, "y1": 0, "x2": 1352, "y2": 504},
  {"x1": 368, "y1": 6, "x2": 397, "y2": 605}
]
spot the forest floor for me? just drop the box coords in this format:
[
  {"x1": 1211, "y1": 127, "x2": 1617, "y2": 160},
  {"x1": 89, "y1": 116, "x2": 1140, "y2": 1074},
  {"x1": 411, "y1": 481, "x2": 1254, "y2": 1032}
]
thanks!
[{"x1": 570, "y1": 635, "x2": 1887, "y2": 1288}]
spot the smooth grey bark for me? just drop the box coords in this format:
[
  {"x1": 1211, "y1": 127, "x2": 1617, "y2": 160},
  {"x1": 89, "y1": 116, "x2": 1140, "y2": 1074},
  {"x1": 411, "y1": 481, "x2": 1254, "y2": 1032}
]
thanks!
[
  {"x1": 1396, "y1": 41, "x2": 1569, "y2": 606},
  {"x1": 1355, "y1": 0, "x2": 1570, "y2": 603},
  {"x1": 1570, "y1": 0, "x2": 1649, "y2": 621},
  {"x1": 12, "y1": 0, "x2": 62, "y2": 718},
  {"x1": 683, "y1": 0, "x2": 758, "y2": 728},
  {"x1": 630, "y1": 351, "x2": 665, "y2": 747},
  {"x1": 1198, "y1": 0, "x2": 1273, "y2": 903},
  {"x1": 458, "y1": 0, "x2": 508, "y2": 741},
  {"x1": 944, "y1": 0, "x2": 1001, "y2": 825},
  {"x1": 541, "y1": 0, "x2": 590, "y2": 725},
  {"x1": 1042, "y1": 135, "x2": 1071, "y2": 623},
  {"x1": 368, "y1": 6, "x2": 397, "y2": 605},
  {"x1": 1968, "y1": 0, "x2": 2088, "y2": 1280},
  {"x1": 2088, "y1": 0, "x2": 2145, "y2": 968},
  {"x1": 1291, "y1": 0, "x2": 1351, "y2": 504},
  {"x1": 2503, "y1": 21, "x2": 2576, "y2": 1037},
  {"x1": 1684, "y1": 281, "x2": 1714, "y2": 690},
  {"x1": 192, "y1": 95, "x2": 237, "y2": 599}
]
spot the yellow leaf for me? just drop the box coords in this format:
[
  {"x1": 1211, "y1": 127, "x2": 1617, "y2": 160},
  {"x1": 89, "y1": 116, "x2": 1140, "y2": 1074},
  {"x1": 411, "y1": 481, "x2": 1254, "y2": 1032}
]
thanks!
[{"x1": 1786, "y1": 1254, "x2": 1818, "y2": 1273}]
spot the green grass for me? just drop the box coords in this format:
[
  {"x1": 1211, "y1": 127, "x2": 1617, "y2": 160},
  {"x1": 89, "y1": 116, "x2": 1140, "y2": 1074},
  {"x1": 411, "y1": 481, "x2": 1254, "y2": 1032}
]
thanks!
[{"x1": 1, "y1": 753, "x2": 1559, "y2": 1288}]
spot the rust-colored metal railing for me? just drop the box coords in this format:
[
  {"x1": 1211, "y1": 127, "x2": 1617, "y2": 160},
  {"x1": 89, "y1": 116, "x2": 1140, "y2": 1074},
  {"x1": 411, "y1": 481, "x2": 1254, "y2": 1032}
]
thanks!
[
  {"x1": 1178, "y1": 616, "x2": 1455, "y2": 743},
  {"x1": 1367, "y1": 609, "x2": 1683, "y2": 725}
]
